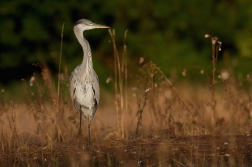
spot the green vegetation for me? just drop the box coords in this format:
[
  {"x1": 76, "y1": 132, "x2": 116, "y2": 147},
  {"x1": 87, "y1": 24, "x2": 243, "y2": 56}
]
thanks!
[{"x1": 1, "y1": 0, "x2": 252, "y2": 90}]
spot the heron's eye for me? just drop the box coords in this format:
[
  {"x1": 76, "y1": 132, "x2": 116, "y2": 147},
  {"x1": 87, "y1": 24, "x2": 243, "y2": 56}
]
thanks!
[{"x1": 85, "y1": 23, "x2": 93, "y2": 26}]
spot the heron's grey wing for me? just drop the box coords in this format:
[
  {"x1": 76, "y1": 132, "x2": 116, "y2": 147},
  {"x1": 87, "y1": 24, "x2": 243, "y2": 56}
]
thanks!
[
  {"x1": 70, "y1": 65, "x2": 82, "y2": 112},
  {"x1": 70, "y1": 65, "x2": 80, "y2": 101},
  {"x1": 92, "y1": 70, "x2": 100, "y2": 104},
  {"x1": 90, "y1": 70, "x2": 100, "y2": 119}
]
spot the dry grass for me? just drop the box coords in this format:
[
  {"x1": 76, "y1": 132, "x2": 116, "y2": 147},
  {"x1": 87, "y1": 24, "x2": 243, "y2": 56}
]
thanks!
[{"x1": 0, "y1": 32, "x2": 252, "y2": 166}]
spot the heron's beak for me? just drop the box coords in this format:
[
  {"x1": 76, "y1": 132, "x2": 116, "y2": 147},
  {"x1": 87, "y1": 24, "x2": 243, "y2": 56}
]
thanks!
[{"x1": 92, "y1": 23, "x2": 110, "y2": 29}]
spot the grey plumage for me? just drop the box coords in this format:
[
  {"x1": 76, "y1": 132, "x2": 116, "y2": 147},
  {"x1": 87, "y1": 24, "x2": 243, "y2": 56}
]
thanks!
[{"x1": 70, "y1": 19, "x2": 109, "y2": 147}]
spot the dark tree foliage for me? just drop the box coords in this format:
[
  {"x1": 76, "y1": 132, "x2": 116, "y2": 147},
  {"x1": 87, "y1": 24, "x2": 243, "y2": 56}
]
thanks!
[{"x1": 0, "y1": 0, "x2": 251, "y2": 84}]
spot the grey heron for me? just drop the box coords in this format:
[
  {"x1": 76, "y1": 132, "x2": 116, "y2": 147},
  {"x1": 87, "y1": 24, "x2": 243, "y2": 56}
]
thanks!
[{"x1": 70, "y1": 19, "x2": 109, "y2": 147}]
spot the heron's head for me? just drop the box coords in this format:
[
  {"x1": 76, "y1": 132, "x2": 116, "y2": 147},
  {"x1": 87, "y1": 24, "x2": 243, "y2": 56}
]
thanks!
[{"x1": 74, "y1": 19, "x2": 109, "y2": 31}]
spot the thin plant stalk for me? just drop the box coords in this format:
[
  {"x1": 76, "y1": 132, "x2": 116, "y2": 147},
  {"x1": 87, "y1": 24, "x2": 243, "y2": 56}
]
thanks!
[
  {"x1": 120, "y1": 30, "x2": 128, "y2": 139},
  {"x1": 123, "y1": 30, "x2": 128, "y2": 133},
  {"x1": 56, "y1": 22, "x2": 64, "y2": 112},
  {"x1": 205, "y1": 34, "x2": 222, "y2": 131},
  {"x1": 211, "y1": 37, "x2": 218, "y2": 121},
  {"x1": 109, "y1": 29, "x2": 121, "y2": 138},
  {"x1": 108, "y1": 29, "x2": 128, "y2": 139}
]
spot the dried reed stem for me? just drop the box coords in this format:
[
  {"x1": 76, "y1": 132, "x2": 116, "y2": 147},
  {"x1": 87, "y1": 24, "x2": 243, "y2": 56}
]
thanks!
[
  {"x1": 211, "y1": 37, "x2": 218, "y2": 121},
  {"x1": 108, "y1": 29, "x2": 120, "y2": 138},
  {"x1": 108, "y1": 29, "x2": 128, "y2": 139},
  {"x1": 56, "y1": 22, "x2": 64, "y2": 113},
  {"x1": 135, "y1": 92, "x2": 148, "y2": 136},
  {"x1": 205, "y1": 34, "x2": 222, "y2": 130},
  {"x1": 121, "y1": 30, "x2": 128, "y2": 139},
  {"x1": 10, "y1": 102, "x2": 19, "y2": 149}
]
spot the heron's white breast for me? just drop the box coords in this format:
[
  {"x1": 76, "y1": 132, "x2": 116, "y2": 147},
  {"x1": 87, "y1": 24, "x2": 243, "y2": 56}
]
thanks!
[{"x1": 74, "y1": 83, "x2": 94, "y2": 109}]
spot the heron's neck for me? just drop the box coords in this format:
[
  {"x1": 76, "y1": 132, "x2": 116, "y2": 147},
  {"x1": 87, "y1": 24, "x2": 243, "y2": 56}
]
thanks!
[{"x1": 74, "y1": 28, "x2": 93, "y2": 72}]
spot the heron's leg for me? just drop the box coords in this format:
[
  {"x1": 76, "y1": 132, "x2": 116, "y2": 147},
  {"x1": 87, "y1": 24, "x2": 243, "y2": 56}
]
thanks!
[
  {"x1": 77, "y1": 111, "x2": 83, "y2": 146},
  {"x1": 78, "y1": 111, "x2": 82, "y2": 136},
  {"x1": 88, "y1": 119, "x2": 91, "y2": 148}
]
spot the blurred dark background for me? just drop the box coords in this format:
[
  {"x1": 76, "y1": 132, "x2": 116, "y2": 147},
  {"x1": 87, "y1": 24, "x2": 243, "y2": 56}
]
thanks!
[{"x1": 0, "y1": 0, "x2": 252, "y2": 91}]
